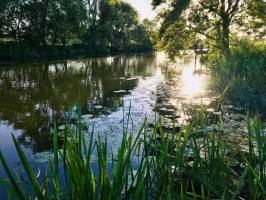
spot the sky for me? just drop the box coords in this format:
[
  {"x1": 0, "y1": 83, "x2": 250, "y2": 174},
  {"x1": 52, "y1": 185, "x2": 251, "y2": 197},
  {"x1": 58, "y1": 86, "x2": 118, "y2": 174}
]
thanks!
[{"x1": 124, "y1": 0, "x2": 156, "y2": 20}]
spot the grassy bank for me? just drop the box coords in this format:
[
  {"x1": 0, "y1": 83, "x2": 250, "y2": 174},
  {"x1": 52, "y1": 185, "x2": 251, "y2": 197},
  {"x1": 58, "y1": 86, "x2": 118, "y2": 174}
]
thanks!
[
  {"x1": 204, "y1": 38, "x2": 266, "y2": 115},
  {"x1": 0, "y1": 109, "x2": 266, "y2": 199}
]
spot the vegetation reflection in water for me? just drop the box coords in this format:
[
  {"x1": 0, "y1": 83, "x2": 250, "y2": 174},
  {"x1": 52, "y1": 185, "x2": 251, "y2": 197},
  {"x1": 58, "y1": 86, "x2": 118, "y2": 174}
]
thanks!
[
  {"x1": 0, "y1": 52, "x2": 255, "y2": 198},
  {"x1": 0, "y1": 53, "x2": 221, "y2": 180},
  {"x1": 0, "y1": 53, "x2": 161, "y2": 151}
]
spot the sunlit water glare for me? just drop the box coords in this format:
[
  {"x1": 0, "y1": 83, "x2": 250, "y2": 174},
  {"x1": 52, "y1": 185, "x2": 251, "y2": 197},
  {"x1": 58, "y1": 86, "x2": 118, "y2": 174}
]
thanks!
[
  {"x1": 180, "y1": 65, "x2": 207, "y2": 99},
  {"x1": 0, "y1": 52, "x2": 213, "y2": 197}
]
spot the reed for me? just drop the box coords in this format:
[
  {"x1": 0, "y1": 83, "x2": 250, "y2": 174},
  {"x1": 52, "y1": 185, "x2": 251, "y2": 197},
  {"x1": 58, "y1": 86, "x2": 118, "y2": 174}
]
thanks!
[
  {"x1": 205, "y1": 38, "x2": 266, "y2": 115},
  {"x1": 0, "y1": 109, "x2": 266, "y2": 199}
]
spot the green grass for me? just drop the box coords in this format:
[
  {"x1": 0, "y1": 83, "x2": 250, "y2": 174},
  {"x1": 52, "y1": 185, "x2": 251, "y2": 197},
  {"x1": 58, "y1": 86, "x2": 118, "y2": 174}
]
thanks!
[{"x1": 0, "y1": 109, "x2": 266, "y2": 199}]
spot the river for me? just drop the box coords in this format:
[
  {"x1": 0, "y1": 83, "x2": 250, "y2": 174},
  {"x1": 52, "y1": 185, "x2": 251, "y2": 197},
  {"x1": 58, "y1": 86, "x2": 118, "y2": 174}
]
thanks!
[{"x1": 0, "y1": 52, "x2": 221, "y2": 196}]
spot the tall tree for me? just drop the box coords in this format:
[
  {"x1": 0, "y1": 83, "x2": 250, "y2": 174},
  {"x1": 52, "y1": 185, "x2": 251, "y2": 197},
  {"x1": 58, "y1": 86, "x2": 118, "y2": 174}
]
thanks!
[
  {"x1": 244, "y1": 0, "x2": 266, "y2": 38},
  {"x1": 98, "y1": 0, "x2": 149, "y2": 52},
  {"x1": 153, "y1": 0, "x2": 251, "y2": 56},
  {"x1": 51, "y1": 0, "x2": 87, "y2": 45},
  {"x1": 1, "y1": 0, "x2": 26, "y2": 43},
  {"x1": 0, "y1": 0, "x2": 8, "y2": 38},
  {"x1": 0, "y1": 0, "x2": 153, "y2": 55},
  {"x1": 83, "y1": 0, "x2": 101, "y2": 50}
]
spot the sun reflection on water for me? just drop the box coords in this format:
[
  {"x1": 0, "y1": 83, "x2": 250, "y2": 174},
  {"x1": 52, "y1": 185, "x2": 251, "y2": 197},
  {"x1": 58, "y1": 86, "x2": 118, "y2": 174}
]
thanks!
[{"x1": 180, "y1": 66, "x2": 207, "y2": 99}]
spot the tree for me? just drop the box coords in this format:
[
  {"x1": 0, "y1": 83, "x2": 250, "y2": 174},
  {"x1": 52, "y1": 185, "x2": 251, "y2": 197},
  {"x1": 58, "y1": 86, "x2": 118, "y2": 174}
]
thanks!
[
  {"x1": 0, "y1": 0, "x2": 8, "y2": 38},
  {"x1": 49, "y1": 0, "x2": 88, "y2": 46},
  {"x1": 244, "y1": 0, "x2": 266, "y2": 38},
  {"x1": 84, "y1": 0, "x2": 106, "y2": 52},
  {"x1": 153, "y1": 0, "x2": 252, "y2": 56},
  {"x1": 1, "y1": 0, "x2": 27, "y2": 43},
  {"x1": 98, "y1": 0, "x2": 151, "y2": 52},
  {"x1": 130, "y1": 23, "x2": 153, "y2": 51},
  {"x1": 0, "y1": 0, "x2": 153, "y2": 55},
  {"x1": 142, "y1": 19, "x2": 159, "y2": 48}
]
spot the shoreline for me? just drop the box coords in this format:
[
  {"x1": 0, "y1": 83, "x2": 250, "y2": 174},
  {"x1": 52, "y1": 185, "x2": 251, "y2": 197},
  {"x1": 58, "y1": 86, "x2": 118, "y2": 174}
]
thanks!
[{"x1": 0, "y1": 44, "x2": 154, "y2": 66}]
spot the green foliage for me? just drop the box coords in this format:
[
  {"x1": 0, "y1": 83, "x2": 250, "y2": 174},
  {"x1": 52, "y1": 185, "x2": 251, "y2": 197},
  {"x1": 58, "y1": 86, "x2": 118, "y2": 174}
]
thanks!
[
  {"x1": 0, "y1": 42, "x2": 92, "y2": 62},
  {"x1": 0, "y1": 0, "x2": 154, "y2": 61},
  {"x1": 159, "y1": 17, "x2": 194, "y2": 60},
  {"x1": 0, "y1": 0, "x2": 88, "y2": 45},
  {"x1": 153, "y1": 0, "x2": 265, "y2": 58},
  {"x1": 98, "y1": 0, "x2": 153, "y2": 53},
  {"x1": 206, "y1": 38, "x2": 266, "y2": 113},
  {"x1": 1, "y1": 109, "x2": 266, "y2": 199},
  {"x1": 244, "y1": 0, "x2": 266, "y2": 38},
  {"x1": 142, "y1": 19, "x2": 159, "y2": 48}
]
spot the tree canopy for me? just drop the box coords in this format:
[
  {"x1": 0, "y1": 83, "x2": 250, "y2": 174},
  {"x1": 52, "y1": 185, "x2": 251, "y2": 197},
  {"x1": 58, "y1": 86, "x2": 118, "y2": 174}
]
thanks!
[
  {"x1": 0, "y1": 0, "x2": 154, "y2": 54},
  {"x1": 153, "y1": 0, "x2": 266, "y2": 58}
]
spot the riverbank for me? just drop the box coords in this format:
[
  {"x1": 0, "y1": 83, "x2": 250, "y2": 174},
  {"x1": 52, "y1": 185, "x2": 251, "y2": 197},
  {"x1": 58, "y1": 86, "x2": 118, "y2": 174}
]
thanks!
[
  {"x1": 203, "y1": 38, "x2": 266, "y2": 116},
  {"x1": 0, "y1": 42, "x2": 153, "y2": 65}
]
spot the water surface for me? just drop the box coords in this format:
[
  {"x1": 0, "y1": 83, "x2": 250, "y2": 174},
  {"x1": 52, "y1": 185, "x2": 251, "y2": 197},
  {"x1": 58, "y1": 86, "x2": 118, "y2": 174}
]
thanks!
[{"x1": 0, "y1": 52, "x2": 213, "y2": 195}]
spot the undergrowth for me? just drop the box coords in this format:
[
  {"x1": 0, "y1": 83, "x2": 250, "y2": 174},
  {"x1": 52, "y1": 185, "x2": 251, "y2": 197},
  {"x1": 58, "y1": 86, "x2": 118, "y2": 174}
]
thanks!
[{"x1": 205, "y1": 38, "x2": 266, "y2": 115}]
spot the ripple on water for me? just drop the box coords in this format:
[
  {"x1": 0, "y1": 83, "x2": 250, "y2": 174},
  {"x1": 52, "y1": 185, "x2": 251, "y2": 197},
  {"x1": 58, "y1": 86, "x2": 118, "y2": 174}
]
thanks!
[{"x1": 0, "y1": 52, "x2": 243, "y2": 166}]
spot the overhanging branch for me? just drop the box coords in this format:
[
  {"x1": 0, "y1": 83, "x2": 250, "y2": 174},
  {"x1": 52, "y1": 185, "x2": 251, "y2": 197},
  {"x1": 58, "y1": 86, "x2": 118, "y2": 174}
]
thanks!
[{"x1": 186, "y1": 25, "x2": 216, "y2": 41}]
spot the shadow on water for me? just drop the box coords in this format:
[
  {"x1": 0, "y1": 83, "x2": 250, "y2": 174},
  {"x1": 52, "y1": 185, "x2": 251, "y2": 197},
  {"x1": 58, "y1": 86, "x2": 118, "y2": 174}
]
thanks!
[
  {"x1": 0, "y1": 53, "x2": 168, "y2": 153},
  {"x1": 2, "y1": 52, "x2": 250, "y2": 197},
  {"x1": 0, "y1": 52, "x2": 223, "y2": 156},
  {"x1": 0, "y1": 53, "x2": 169, "y2": 197}
]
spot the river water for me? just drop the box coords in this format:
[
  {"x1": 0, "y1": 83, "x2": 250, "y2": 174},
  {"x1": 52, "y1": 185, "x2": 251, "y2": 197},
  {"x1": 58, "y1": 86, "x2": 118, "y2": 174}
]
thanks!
[{"x1": 0, "y1": 52, "x2": 216, "y2": 195}]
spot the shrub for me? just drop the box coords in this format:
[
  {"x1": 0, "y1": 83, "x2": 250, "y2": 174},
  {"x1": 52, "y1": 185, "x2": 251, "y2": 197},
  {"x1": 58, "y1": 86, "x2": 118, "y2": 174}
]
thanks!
[{"x1": 0, "y1": 42, "x2": 39, "y2": 62}]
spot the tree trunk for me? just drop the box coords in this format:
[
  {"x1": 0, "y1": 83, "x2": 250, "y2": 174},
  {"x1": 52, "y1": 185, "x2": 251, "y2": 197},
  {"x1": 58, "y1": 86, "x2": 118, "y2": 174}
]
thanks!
[{"x1": 221, "y1": 15, "x2": 230, "y2": 57}]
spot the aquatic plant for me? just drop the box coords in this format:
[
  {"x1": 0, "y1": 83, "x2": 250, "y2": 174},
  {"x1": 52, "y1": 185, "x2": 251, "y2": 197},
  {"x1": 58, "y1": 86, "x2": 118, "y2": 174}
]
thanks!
[{"x1": 0, "y1": 110, "x2": 266, "y2": 199}]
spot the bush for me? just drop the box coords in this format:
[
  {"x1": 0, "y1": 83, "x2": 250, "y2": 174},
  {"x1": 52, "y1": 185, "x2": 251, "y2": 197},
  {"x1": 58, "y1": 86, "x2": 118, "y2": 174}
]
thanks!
[
  {"x1": 0, "y1": 42, "x2": 39, "y2": 62},
  {"x1": 0, "y1": 43, "x2": 94, "y2": 63}
]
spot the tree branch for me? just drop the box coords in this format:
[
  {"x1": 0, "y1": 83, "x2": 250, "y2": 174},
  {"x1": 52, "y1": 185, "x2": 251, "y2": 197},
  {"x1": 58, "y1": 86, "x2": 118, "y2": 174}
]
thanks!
[
  {"x1": 229, "y1": 0, "x2": 241, "y2": 18},
  {"x1": 186, "y1": 24, "x2": 216, "y2": 41}
]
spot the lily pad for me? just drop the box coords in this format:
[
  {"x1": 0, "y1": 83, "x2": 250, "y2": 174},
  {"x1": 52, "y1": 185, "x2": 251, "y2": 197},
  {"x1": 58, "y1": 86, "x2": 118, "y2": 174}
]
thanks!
[
  {"x1": 126, "y1": 77, "x2": 138, "y2": 81},
  {"x1": 81, "y1": 114, "x2": 93, "y2": 119},
  {"x1": 113, "y1": 90, "x2": 127, "y2": 94},
  {"x1": 94, "y1": 105, "x2": 103, "y2": 109}
]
